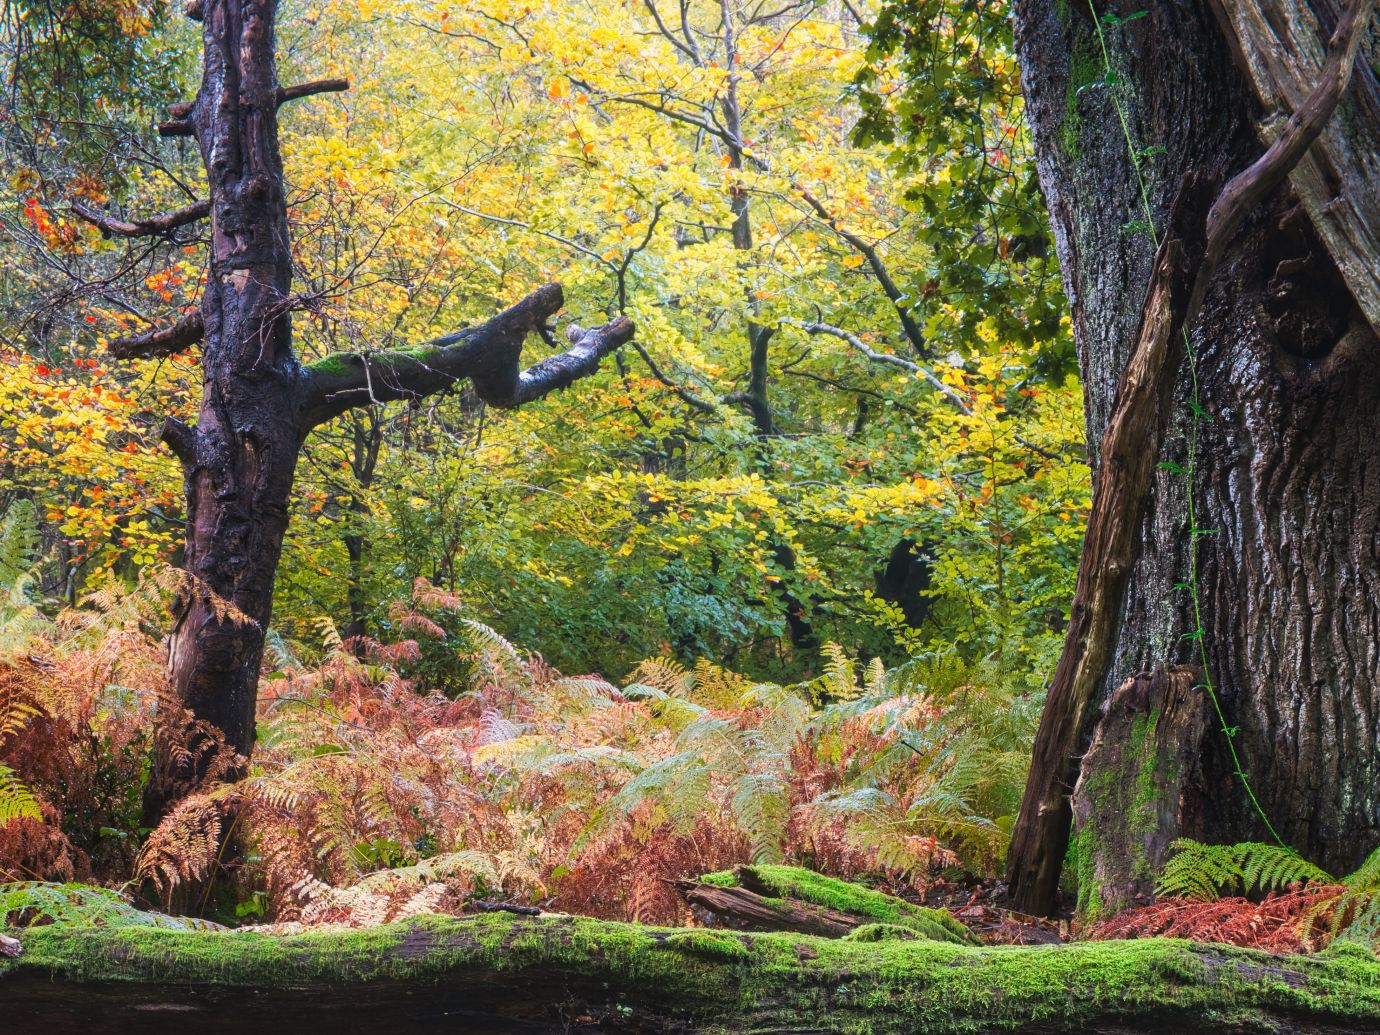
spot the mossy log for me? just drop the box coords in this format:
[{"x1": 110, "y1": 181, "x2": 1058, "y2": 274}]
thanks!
[
  {"x1": 6, "y1": 913, "x2": 1380, "y2": 1034},
  {"x1": 679, "y1": 864, "x2": 976, "y2": 944}
]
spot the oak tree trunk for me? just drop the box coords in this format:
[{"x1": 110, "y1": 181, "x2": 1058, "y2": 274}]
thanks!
[{"x1": 1010, "y1": 0, "x2": 1380, "y2": 910}]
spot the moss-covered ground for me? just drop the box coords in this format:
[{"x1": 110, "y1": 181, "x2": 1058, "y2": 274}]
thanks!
[{"x1": 7, "y1": 911, "x2": 1380, "y2": 1033}]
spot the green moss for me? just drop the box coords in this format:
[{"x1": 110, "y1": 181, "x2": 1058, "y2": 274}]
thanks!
[
  {"x1": 842, "y1": 923, "x2": 920, "y2": 943},
  {"x1": 305, "y1": 345, "x2": 444, "y2": 379},
  {"x1": 7, "y1": 916, "x2": 1380, "y2": 1033},
  {"x1": 1075, "y1": 823, "x2": 1104, "y2": 922},
  {"x1": 664, "y1": 930, "x2": 751, "y2": 961},
  {"x1": 304, "y1": 352, "x2": 357, "y2": 377},
  {"x1": 1060, "y1": 39, "x2": 1103, "y2": 160},
  {"x1": 1075, "y1": 705, "x2": 1182, "y2": 920},
  {"x1": 699, "y1": 864, "x2": 975, "y2": 944}
]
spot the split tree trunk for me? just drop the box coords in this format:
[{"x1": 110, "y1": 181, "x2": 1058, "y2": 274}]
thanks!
[{"x1": 1008, "y1": 0, "x2": 1380, "y2": 912}]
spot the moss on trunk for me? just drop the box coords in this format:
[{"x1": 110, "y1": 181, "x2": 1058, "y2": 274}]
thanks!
[{"x1": 6, "y1": 913, "x2": 1380, "y2": 1033}]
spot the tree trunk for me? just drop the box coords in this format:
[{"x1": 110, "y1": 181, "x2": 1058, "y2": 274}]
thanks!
[
  {"x1": 145, "y1": 0, "x2": 302, "y2": 819},
  {"x1": 1010, "y1": 0, "x2": 1380, "y2": 911},
  {"x1": 136, "y1": 3, "x2": 636, "y2": 821}
]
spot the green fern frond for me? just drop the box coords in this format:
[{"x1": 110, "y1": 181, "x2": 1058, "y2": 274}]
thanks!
[
  {"x1": 461, "y1": 618, "x2": 528, "y2": 689},
  {"x1": 1342, "y1": 844, "x2": 1380, "y2": 892},
  {"x1": 731, "y1": 772, "x2": 790, "y2": 864},
  {"x1": 0, "y1": 765, "x2": 41, "y2": 827},
  {"x1": 314, "y1": 615, "x2": 344, "y2": 654},
  {"x1": 0, "y1": 500, "x2": 38, "y2": 588},
  {"x1": 1156, "y1": 840, "x2": 1334, "y2": 901},
  {"x1": 814, "y1": 641, "x2": 860, "y2": 702},
  {"x1": 0, "y1": 882, "x2": 225, "y2": 930},
  {"x1": 863, "y1": 656, "x2": 888, "y2": 697}
]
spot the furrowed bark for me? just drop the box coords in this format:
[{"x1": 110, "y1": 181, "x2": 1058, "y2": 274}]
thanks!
[
  {"x1": 1007, "y1": 0, "x2": 1380, "y2": 916},
  {"x1": 1006, "y1": 180, "x2": 1212, "y2": 914}
]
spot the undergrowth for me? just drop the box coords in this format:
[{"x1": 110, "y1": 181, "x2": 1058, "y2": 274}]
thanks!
[
  {"x1": 0, "y1": 573, "x2": 1040, "y2": 927},
  {"x1": 1089, "y1": 839, "x2": 1380, "y2": 952}
]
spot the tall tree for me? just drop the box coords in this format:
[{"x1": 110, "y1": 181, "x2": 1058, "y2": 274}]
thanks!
[
  {"x1": 67, "y1": 0, "x2": 635, "y2": 818},
  {"x1": 1000, "y1": 0, "x2": 1380, "y2": 913}
]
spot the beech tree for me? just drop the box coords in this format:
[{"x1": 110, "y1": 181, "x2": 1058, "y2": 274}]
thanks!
[
  {"x1": 65, "y1": 0, "x2": 635, "y2": 818},
  {"x1": 1002, "y1": 0, "x2": 1380, "y2": 913}
]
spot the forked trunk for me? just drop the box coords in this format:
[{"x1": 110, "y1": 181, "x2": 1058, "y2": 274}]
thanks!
[{"x1": 136, "y1": 3, "x2": 636, "y2": 821}]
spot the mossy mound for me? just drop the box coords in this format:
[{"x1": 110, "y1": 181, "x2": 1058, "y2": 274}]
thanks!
[
  {"x1": 7, "y1": 912, "x2": 1380, "y2": 1033},
  {"x1": 698, "y1": 863, "x2": 975, "y2": 944}
]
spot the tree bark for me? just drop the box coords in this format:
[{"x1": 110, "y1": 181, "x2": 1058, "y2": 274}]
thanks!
[
  {"x1": 1008, "y1": 0, "x2": 1380, "y2": 913},
  {"x1": 141, "y1": 1, "x2": 634, "y2": 820}
]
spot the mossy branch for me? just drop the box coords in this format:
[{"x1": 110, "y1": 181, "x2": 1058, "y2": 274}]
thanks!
[{"x1": 299, "y1": 283, "x2": 634, "y2": 428}]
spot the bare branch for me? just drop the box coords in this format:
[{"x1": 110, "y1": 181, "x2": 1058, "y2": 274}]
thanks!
[
  {"x1": 277, "y1": 78, "x2": 351, "y2": 106},
  {"x1": 629, "y1": 340, "x2": 719, "y2": 413},
  {"x1": 71, "y1": 199, "x2": 209, "y2": 239},
  {"x1": 158, "y1": 119, "x2": 196, "y2": 138},
  {"x1": 641, "y1": 0, "x2": 699, "y2": 60},
  {"x1": 444, "y1": 202, "x2": 614, "y2": 269},
  {"x1": 796, "y1": 189, "x2": 930, "y2": 357},
  {"x1": 109, "y1": 311, "x2": 205, "y2": 360},
  {"x1": 160, "y1": 417, "x2": 197, "y2": 465},
  {"x1": 300, "y1": 283, "x2": 635, "y2": 427},
  {"x1": 783, "y1": 318, "x2": 1061, "y2": 461}
]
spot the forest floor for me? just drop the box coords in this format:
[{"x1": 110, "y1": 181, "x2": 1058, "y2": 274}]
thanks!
[{"x1": 5, "y1": 867, "x2": 1380, "y2": 1035}]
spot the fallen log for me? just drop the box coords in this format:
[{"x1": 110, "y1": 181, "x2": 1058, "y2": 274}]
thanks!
[
  {"x1": 676, "y1": 863, "x2": 975, "y2": 944},
  {"x1": 6, "y1": 912, "x2": 1380, "y2": 1034}
]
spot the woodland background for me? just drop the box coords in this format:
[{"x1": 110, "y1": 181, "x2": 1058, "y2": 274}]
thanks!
[{"x1": 5, "y1": 0, "x2": 1354, "y2": 957}]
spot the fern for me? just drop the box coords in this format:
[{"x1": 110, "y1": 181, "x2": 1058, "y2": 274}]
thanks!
[
  {"x1": 0, "y1": 765, "x2": 41, "y2": 828},
  {"x1": 0, "y1": 882, "x2": 225, "y2": 930},
  {"x1": 1156, "y1": 840, "x2": 1335, "y2": 902},
  {"x1": 0, "y1": 500, "x2": 38, "y2": 588}
]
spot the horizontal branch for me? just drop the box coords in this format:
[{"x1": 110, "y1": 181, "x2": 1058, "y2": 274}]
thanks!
[
  {"x1": 109, "y1": 311, "x2": 205, "y2": 360},
  {"x1": 277, "y1": 78, "x2": 350, "y2": 106},
  {"x1": 300, "y1": 283, "x2": 635, "y2": 428},
  {"x1": 71, "y1": 200, "x2": 209, "y2": 239},
  {"x1": 158, "y1": 119, "x2": 196, "y2": 138}
]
